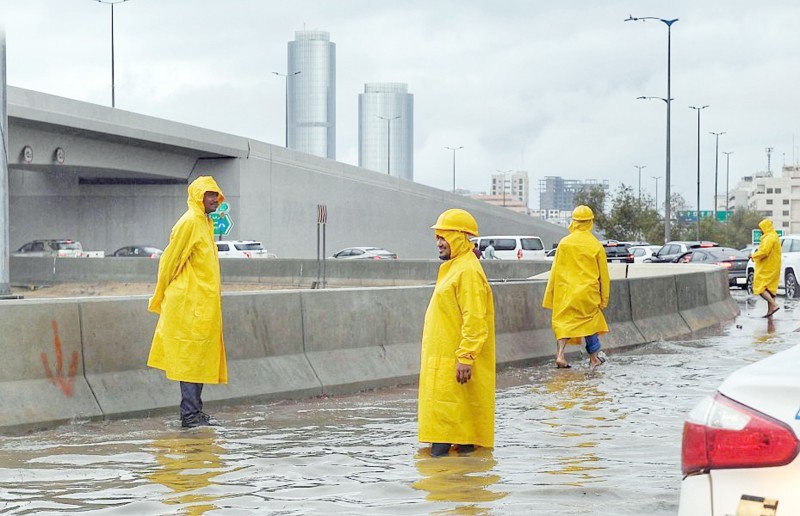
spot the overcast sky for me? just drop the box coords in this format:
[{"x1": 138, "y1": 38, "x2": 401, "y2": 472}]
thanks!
[{"x1": 2, "y1": 0, "x2": 799, "y2": 210}]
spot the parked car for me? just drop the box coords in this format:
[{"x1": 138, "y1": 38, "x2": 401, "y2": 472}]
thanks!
[
  {"x1": 745, "y1": 233, "x2": 800, "y2": 297},
  {"x1": 629, "y1": 244, "x2": 662, "y2": 263},
  {"x1": 649, "y1": 241, "x2": 719, "y2": 263},
  {"x1": 674, "y1": 247, "x2": 749, "y2": 288},
  {"x1": 14, "y1": 239, "x2": 84, "y2": 258},
  {"x1": 601, "y1": 241, "x2": 634, "y2": 263},
  {"x1": 216, "y1": 240, "x2": 276, "y2": 259},
  {"x1": 678, "y1": 344, "x2": 800, "y2": 516},
  {"x1": 110, "y1": 245, "x2": 163, "y2": 258},
  {"x1": 740, "y1": 244, "x2": 758, "y2": 256},
  {"x1": 330, "y1": 247, "x2": 398, "y2": 259},
  {"x1": 470, "y1": 235, "x2": 546, "y2": 260},
  {"x1": 544, "y1": 248, "x2": 557, "y2": 261}
]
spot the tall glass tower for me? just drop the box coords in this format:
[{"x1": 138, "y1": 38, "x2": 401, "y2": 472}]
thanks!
[
  {"x1": 359, "y1": 83, "x2": 413, "y2": 181},
  {"x1": 287, "y1": 30, "x2": 336, "y2": 159}
]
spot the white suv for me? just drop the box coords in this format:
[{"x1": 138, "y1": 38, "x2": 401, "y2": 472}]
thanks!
[
  {"x1": 216, "y1": 240, "x2": 276, "y2": 259},
  {"x1": 470, "y1": 235, "x2": 546, "y2": 260},
  {"x1": 746, "y1": 234, "x2": 800, "y2": 297}
]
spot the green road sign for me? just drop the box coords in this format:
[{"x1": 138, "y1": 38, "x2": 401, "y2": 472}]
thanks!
[
  {"x1": 752, "y1": 228, "x2": 783, "y2": 245},
  {"x1": 210, "y1": 201, "x2": 233, "y2": 236}
]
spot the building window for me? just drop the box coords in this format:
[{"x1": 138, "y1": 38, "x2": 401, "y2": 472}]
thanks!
[
  {"x1": 783, "y1": 221, "x2": 790, "y2": 228},
  {"x1": 784, "y1": 199, "x2": 790, "y2": 205},
  {"x1": 767, "y1": 188, "x2": 773, "y2": 193},
  {"x1": 784, "y1": 210, "x2": 790, "y2": 216},
  {"x1": 766, "y1": 199, "x2": 773, "y2": 205},
  {"x1": 776, "y1": 188, "x2": 782, "y2": 193}
]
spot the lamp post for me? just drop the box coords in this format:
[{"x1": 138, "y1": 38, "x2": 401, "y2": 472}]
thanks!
[
  {"x1": 0, "y1": 29, "x2": 9, "y2": 296},
  {"x1": 94, "y1": 0, "x2": 129, "y2": 108},
  {"x1": 378, "y1": 115, "x2": 401, "y2": 175},
  {"x1": 723, "y1": 151, "x2": 733, "y2": 223},
  {"x1": 689, "y1": 105, "x2": 709, "y2": 239},
  {"x1": 634, "y1": 165, "x2": 646, "y2": 201},
  {"x1": 652, "y1": 175, "x2": 662, "y2": 214},
  {"x1": 272, "y1": 70, "x2": 301, "y2": 148},
  {"x1": 627, "y1": 15, "x2": 679, "y2": 244},
  {"x1": 445, "y1": 146, "x2": 464, "y2": 193},
  {"x1": 710, "y1": 131, "x2": 726, "y2": 219}
]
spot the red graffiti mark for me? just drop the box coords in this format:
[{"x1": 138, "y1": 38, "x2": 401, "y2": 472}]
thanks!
[{"x1": 40, "y1": 320, "x2": 79, "y2": 397}]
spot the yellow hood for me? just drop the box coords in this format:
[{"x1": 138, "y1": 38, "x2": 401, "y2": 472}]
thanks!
[
  {"x1": 568, "y1": 219, "x2": 594, "y2": 234},
  {"x1": 758, "y1": 218, "x2": 775, "y2": 235},
  {"x1": 436, "y1": 229, "x2": 474, "y2": 260},
  {"x1": 187, "y1": 176, "x2": 225, "y2": 214}
]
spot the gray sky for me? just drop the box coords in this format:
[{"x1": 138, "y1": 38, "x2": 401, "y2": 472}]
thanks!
[{"x1": 2, "y1": 0, "x2": 799, "y2": 210}]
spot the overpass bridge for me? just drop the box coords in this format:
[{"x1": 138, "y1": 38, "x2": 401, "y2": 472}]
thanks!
[{"x1": 6, "y1": 86, "x2": 567, "y2": 259}]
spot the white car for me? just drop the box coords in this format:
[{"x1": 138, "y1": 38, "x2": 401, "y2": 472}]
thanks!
[
  {"x1": 678, "y1": 344, "x2": 800, "y2": 516},
  {"x1": 470, "y1": 235, "x2": 546, "y2": 260},
  {"x1": 330, "y1": 247, "x2": 398, "y2": 259},
  {"x1": 745, "y1": 234, "x2": 800, "y2": 297},
  {"x1": 629, "y1": 245, "x2": 661, "y2": 263},
  {"x1": 216, "y1": 240, "x2": 276, "y2": 259},
  {"x1": 544, "y1": 248, "x2": 557, "y2": 261}
]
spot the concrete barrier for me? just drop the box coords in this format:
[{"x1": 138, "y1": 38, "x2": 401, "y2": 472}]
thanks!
[{"x1": 0, "y1": 266, "x2": 738, "y2": 434}]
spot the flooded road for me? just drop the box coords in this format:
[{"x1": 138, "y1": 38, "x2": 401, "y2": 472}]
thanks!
[{"x1": 1, "y1": 293, "x2": 798, "y2": 515}]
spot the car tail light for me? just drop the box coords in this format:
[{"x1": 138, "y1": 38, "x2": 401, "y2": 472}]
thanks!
[
  {"x1": 149, "y1": 253, "x2": 158, "y2": 259},
  {"x1": 626, "y1": 254, "x2": 634, "y2": 263},
  {"x1": 713, "y1": 262, "x2": 733, "y2": 268},
  {"x1": 244, "y1": 251, "x2": 252, "y2": 259},
  {"x1": 682, "y1": 393, "x2": 799, "y2": 475},
  {"x1": 517, "y1": 248, "x2": 523, "y2": 260},
  {"x1": 373, "y1": 256, "x2": 382, "y2": 260}
]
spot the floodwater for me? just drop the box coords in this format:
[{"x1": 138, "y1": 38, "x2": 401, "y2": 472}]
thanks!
[{"x1": 1, "y1": 293, "x2": 798, "y2": 515}]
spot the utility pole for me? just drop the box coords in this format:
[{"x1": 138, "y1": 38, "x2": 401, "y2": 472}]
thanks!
[{"x1": 0, "y1": 29, "x2": 10, "y2": 296}]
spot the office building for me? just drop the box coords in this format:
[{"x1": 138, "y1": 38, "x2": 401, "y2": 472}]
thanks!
[
  {"x1": 287, "y1": 30, "x2": 336, "y2": 159},
  {"x1": 732, "y1": 165, "x2": 800, "y2": 232},
  {"x1": 490, "y1": 170, "x2": 529, "y2": 208},
  {"x1": 539, "y1": 176, "x2": 609, "y2": 213},
  {"x1": 358, "y1": 83, "x2": 413, "y2": 181}
]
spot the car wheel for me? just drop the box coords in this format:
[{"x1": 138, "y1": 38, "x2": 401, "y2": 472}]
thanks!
[
  {"x1": 786, "y1": 270, "x2": 800, "y2": 299},
  {"x1": 746, "y1": 270, "x2": 754, "y2": 295}
]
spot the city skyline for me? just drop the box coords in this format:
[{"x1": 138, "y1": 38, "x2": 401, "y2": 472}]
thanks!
[{"x1": 2, "y1": 1, "x2": 799, "y2": 211}]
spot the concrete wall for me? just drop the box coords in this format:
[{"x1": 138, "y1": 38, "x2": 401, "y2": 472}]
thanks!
[
  {"x1": 10, "y1": 256, "x2": 552, "y2": 287},
  {"x1": 7, "y1": 87, "x2": 568, "y2": 259},
  {"x1": 0, "y1": 265, "x2": 738, "y2": 434}
]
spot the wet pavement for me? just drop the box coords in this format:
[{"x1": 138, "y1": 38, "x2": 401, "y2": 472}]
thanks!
[{"x1": 1, "y1": 292, "x2": 798, "y2": 515}]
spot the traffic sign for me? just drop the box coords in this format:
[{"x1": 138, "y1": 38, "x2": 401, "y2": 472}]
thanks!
[
  {"x1": 210, "y1": 201, "x2": 234, "y2": 236},
  {"x1": 677, "y1": 210, "x2": 732, "y2": 223},
  {"x1": 752, "y1": 229, "x2": 783, "y2": 245}
]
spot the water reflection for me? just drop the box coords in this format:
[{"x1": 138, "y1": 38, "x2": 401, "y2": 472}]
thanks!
[
  {"x1": 413, "y1": 448, "x2": 507, "y2": 512},
  {"x1": 145, "y1": 429, "x2": 225, "y2": 515}
]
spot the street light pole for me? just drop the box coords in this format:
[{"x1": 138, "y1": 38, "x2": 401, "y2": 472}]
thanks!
[
  {"x1": 378, "y1": 115, "x2": 400, "y2": 175},
  {"x1": 652, "y1": 176, "x2": 662, "y2": 215},
  {"x1": 627, "y1": 15, "x2": 679, "y2": 244},
  {"x1": 445, "y1": 146, "x2": 464, "y2": 193},
  {"x1": 95, "y1": 0, "x2": 129, "y2": 108},
  {"x1": 689, "y1": 105, "x2": 709, "y2": 239},
  {"x1": 723, "y1": 151, "x2": 733, "y2": 223},
  {"x1": 272, "y1": 71, "x2": 301, "y2": 148},
  {"x1": 634, "y1": 165, "x2": 646, "y2": 201},
  {"x1": 710, "y1": 131, "x2": 726, "y2": 219}
]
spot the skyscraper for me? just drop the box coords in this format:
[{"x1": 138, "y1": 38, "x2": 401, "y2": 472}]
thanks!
[
  {"x1": 287, "y1": 30, "x2": 335, "y2": 159},
  {"x1": 359, "y1": 83, "x2": 413, "y2": 181}
]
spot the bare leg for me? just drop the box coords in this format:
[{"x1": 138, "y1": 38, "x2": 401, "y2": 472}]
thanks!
[
  {"x1": 555, "y1": 338, "x2": 570, "y2": 368},
  {"x1": 759, "y1": 291, "x2": 780, "y2": 317}
]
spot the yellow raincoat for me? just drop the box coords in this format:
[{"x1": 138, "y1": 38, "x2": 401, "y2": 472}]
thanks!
[
  {"x1": 418, "y1": 229, "x2": 495, "y2": 448},
  {"x1": 752, "y1": 218, "x2": 781, "y2": 295},
  {"x1": 542, "y1": 218, "x2": 610, "y2": 341},
  {"x1": 147, "y1": 176, "x2": 227, "y2": 384}
]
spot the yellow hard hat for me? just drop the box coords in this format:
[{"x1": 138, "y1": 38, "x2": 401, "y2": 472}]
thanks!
[
  {"x1": 571, "y1": 205, "x2": 594, "y2": 221},
  {"x1": 431, "y1": 208, "x2": 479, "y2": 236}
]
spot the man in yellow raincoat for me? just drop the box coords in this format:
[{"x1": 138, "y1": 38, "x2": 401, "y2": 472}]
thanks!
[
  {"x1": 751, "y1": 218, "x2": 781, "y2": 318},
  {"x1": 419, "y1": 208, "x2": 496, "y2": 457},
  {"x1": 543, "y1": 205, "x2": 609, "y2": 369},
  {"x1": 148, "y1": 176, "x2": 227, "y2": 428}
]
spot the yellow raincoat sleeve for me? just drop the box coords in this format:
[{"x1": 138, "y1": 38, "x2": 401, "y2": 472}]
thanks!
[
  {"x1": 148, "y1": 218, "x2": 199, "y2": 314},
  {"x1": 455, "y1": 272, "x2": 490, "y2": 366}
]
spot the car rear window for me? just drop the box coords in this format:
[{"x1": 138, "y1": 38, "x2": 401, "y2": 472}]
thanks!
[
  {"x1": 234, "y1": 243, "x2": 264, "y2": 251},
  {"x1": 217, "y1": 244, "x2": 230, "y2": 251},
  {"x1": 604, "y1": 246, "x2": 631, "y2": 257},
  {"x1": 521, "y1": 238, "x2": 543, "y2": 251}
]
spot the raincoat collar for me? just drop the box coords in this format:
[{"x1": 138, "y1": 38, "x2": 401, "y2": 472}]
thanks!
[
  {"x1": 758, "y1": 218, "x2": 775, "y2": 235},
  {"x1": 436, "y1": 229, "x2": 473, "y2": 261},
  {"x1": 568, "y1": 219, "x2": 594, "y2": 233},
  {"x1": 187, "y1": 176, "x2": 225, "y2": 216}
]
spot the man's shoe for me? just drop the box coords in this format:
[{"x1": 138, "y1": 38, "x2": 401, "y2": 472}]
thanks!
[
  {"x1": 199, "y1": 412, "x2": 220, "y2": 426},
  {"x1": 431, "y1": 443, "x2": 451, "y2": 457},
  {"x1": 456, "y1": 444, "x2": 475, "y2": 454},
  {"x1": 181, "y1": 413, "x2": 203, "y2": 428}
]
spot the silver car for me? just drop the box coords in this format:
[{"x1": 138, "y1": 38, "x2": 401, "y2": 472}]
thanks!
[{"x1": 331, "y1": 247, "x2": 398, "y2": 260}]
